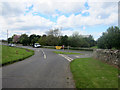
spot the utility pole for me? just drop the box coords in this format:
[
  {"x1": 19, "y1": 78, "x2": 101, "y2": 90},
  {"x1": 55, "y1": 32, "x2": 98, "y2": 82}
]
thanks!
[{"x1": 7, "y1": 29, "x2": 8, "y2": 45}]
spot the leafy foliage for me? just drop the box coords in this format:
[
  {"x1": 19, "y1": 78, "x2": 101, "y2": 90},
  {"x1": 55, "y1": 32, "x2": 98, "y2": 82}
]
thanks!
[
  {"x1": 68, "y1": 32, "x2": 95, "y2": 47},
  {"x1": 8, "y1": 37, "x2": 13, "y2": 43},
  {"x1": 19, "y1": 34, "x2": 29, "y2": 46},
  {"x1": 8, "y1": 28, "x2": 96, "y2": 47},
  {"x1": 29, "y1": 34, "x2": 41, "y2": 46},
  {"x1": 97, "y1": 26, "x2": 120, "y2": 49},
  {"x1": 38, "y1": 35, "x2": 47, "y2": 46},
  {"x1": 60, "y1": 35, "x2": 69, "y2": 46},
  {"x1": 46, "y1": 28, "x2": 61, "y2": 37}
]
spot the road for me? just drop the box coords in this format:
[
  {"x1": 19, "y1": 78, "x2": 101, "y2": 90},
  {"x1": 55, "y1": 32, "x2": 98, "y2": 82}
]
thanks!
[{"x1": 2, "y1": 46, "x2": 92, "y2": 88}]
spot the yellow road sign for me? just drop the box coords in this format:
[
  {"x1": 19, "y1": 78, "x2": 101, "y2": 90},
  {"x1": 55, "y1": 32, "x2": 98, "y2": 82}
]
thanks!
[{"x1": 56, "y1": 46, "x2": 62, "y2": 49}]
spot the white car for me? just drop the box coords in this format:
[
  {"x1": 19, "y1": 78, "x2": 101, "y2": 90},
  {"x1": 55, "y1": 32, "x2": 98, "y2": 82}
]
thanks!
[
  {"x1": 34, "y1": 43, "x2": 41, "y2": 48},
  {"x1": 8, "y1": 43, "x2": 16, "y2": 47}
]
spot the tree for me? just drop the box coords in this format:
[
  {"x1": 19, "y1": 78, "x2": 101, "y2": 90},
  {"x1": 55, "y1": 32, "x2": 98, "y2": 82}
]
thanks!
[
  {"x1": 8, "y1": 37, "x2": 13, "y2": 43},
  {"x1": 68, "y1": 32, "x2": 83, "y2": 47},
  {"x1": 29, "y1": 34, "x2": 41, "y2": 45},
  {"x1": 68, "y1": 32, "x2": 95, "y2": 47},
  {"x1": 46, "y1": 28, "x2": 61, "y2": 37},
  {"x1": 38, "y1": 35, "x2": 47, "y2": 46},
  {"x1": 45, "y1": 28, "x2": 61, "y2": 46},
  {"x1": 60, "y1": 35, "x2": 68, "y2": 46},
  {"x1": 46, "y1": 35, "x2": 60, "y2": 46},
  {"x1": 97, "y1": 26, "x2": 120, "y2": 49},
  {"x1": 19, "y1": 34, "x2": 29, "y2": 46},
  {"x1": 83, "y1": 35, "x2": 95, "y2": 47}
]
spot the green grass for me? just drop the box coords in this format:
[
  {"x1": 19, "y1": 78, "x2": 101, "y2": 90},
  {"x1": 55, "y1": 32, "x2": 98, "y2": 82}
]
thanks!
[
  {"x1": 70, "y1": 57, "x2": 119, "y2": 88},
  {"x1": 2, "y1": 45, "x2": 34, "y2": 65},
  {"x1": 90, "y1": 46, "x2": 98, "y2": 49},
  {"x1": 53, "y1": 51, "x2": 83, "y2": 55}
]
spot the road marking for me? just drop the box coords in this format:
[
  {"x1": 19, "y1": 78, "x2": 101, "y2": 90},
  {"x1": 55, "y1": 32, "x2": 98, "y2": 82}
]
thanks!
[
  {"x1": 41, "y1": 49, "x2": 47, "y2": 59},
  {"x1": 59, "y1": 54, "x2": 73, "y2": 62},
  {"x1": 75, "y1": 56, "x2": 80, "y2": 58}
]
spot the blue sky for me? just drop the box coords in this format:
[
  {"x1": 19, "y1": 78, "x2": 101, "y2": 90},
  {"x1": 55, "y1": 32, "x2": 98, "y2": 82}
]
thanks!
[{"x1": 0, "y1": 0, "x2": 118, "y2": 40}]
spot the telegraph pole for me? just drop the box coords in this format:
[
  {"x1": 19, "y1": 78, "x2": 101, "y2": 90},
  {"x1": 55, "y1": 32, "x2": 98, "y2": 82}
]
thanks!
[{"x1": 7, "y1": 30, "x2": 8, "y2": 45}]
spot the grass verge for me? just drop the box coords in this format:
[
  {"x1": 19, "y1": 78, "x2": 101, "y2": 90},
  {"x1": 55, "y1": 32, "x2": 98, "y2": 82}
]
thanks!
[
  {"x1": 2, "y1": 45, "x2": 34, "y2": 66},
  {"x1": 53, "y1": 51, "x2": 83, "y2": 55},
  {"x1": 70, "y1": 57, "x2": 119, "y2": 88}
]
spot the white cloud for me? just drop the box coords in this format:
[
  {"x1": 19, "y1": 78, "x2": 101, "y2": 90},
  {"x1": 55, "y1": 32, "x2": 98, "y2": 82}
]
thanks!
[
  {"x1": 61, "y1": 30, "x2": 73, "y2": 36},
  {"x1": 0, "y1": 0, "x2": 119, "y2": 2},
  {"x1": 0, "y1": 13, "x2": 55, "y2": 39},
  {"x1": 0, "y1": 1, "x2": 119, "y2": 40},
  {"x1": 1, "y1": 2, "x2": 26, "y2": 17},
  {"x1": 27, "y1": 1, "x2": 87, "y2": 17},
  {"x1": 29, "y1": 30, "x2": 45, "y2": 35},
  {"x1": 56, "y1": 2, "x2": 118, "y2": 28}
]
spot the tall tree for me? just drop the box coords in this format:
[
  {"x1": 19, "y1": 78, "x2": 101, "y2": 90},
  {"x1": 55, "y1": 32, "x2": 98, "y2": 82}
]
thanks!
[
  {"x1": 19, "y1": 34, "x2": 29, "y2": 46},
  {"x1": 46, "y1": 28, "x2": 61, "y2": 37},
  {"x1": 68, "y1": 32, "x2": 83, "y2": 47},
  {"x1": 60, "y1": 35, "x2": 68, "y2": 46},
  {"x1": 46, "y1": 35, "x2": 60, "y2": 46},
  {"x1": 38, "y1": 35, "x2": 47, "y2": 46},
  {"x1": 29, "y1": 34, "x2": 41, "y2": 45},
  {"x1": 97, "y1": 26, "x2": 120, "y2": 49},
  {"x1": 8, "y1": 37, "x2": 13, "y2": 43}
]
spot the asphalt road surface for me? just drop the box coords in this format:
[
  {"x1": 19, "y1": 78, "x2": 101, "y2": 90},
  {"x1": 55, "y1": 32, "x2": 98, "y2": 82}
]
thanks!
[{"x1": 2, "y1": 46, "x2": 92, "y2": 88}]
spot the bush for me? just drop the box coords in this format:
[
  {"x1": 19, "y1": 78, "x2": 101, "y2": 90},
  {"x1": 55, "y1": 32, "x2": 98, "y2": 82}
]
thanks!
[{"x1": 97, "y1": 26, "x2": 120, "y2": 49}]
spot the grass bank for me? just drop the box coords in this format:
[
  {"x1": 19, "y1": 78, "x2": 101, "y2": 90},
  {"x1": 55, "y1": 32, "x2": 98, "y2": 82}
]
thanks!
[
  {"x1": 53, "y1": 51, "x2": 83, "y2": 55},
  {"x1": 2, "y1": 45, "x2": 34, "y2": 66},
  {"x1": 70, "y1": 57, "x2": 118, "y2": 88}
]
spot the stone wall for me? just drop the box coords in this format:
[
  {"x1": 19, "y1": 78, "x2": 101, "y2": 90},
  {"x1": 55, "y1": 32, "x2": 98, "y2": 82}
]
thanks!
[{"x1": 93, "y1": 49, "x2": 120, "y2": 68}]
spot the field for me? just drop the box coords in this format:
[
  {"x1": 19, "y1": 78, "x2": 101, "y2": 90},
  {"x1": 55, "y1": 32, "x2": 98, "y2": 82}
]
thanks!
[
  {"x1": 2, "y1": 45, "x2": 34, "y2": 65},
  {"x1": 70, "y1": 58, "x2": 119, "y2": 88}
]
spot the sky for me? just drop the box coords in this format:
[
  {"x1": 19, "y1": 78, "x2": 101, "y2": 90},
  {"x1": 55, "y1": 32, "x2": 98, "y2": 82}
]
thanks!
[{"x1": 0, "y1": 0, "x2": 119, "y2": 40}]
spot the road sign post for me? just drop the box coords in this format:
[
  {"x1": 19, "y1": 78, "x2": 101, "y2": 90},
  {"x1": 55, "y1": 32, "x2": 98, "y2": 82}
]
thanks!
[{"x1": 62, "y1": 45, "x2": 64, "y2": 50}]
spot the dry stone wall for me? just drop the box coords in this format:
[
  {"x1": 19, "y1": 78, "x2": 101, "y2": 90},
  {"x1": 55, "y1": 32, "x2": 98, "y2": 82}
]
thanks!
[{"x1": 93, "y1": 49, "x2": 120, "y2": 68}]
